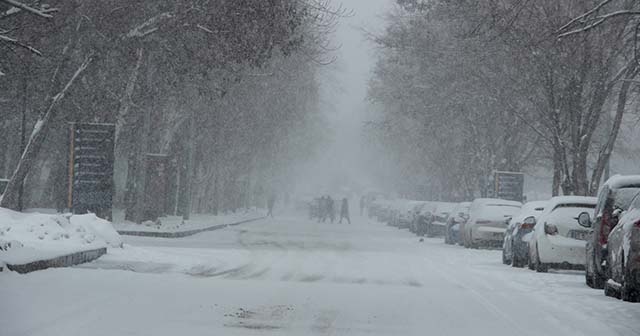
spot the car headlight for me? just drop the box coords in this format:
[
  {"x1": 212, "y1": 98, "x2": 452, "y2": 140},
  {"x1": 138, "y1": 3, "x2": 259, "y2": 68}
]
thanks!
[{"x1": 544, "y1": 223, "x2": 558, "y2": 235}]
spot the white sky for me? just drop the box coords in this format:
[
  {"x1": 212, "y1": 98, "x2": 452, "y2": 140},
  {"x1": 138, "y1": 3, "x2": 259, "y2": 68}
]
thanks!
[{"x1": 300, "y1": 0, "x2": 392, "y2": 195}]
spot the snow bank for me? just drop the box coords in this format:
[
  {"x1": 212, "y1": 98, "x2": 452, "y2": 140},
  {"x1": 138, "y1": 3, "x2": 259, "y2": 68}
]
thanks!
[
  {"x1": 113, "y1": 207, "x2": 264, "y2": 233},
  {"x1": 0, "y1": 208, "x2": 122, "y2": 265}
]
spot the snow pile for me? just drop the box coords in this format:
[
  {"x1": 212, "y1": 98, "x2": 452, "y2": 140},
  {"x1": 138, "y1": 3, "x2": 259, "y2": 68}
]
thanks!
[{"x1": 0, "y1": 208, "x2": 122, "y2": 265}]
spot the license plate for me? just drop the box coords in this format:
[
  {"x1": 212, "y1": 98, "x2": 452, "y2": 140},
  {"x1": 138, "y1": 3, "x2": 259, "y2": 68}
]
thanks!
[{"x1": 569, "y1": 230, "x2": 589, "y2": 241}]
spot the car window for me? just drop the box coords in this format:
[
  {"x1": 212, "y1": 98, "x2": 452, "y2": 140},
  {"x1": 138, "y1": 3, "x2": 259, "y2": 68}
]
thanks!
[
  {"x1": 612, "y1": 187, "x2": 640, "y2": 210},
  {"x1": 629, "y1": 193, "x2": 640, "y2": 210}
]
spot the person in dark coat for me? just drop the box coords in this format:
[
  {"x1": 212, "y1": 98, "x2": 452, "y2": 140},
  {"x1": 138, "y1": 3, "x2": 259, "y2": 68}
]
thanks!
[
  {"x1": 267, "y1": 193, "x2": 276, "y2": 217},
  {"x1": 320, "y1": 196, "x2": 328, "y2": 222},
  {"x1": 340, "y1": 198, "x2": 351, "y2": 224},
  {"x1": 327, "y1": 196, "x2": 335, "y2": 223}
]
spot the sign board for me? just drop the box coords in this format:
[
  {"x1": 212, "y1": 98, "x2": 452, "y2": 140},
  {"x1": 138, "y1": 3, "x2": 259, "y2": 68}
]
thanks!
[
  {"x1": 68, "y1": 123, "x2": 115, "y2": 220},
  {"x1": 493, "y1": 171, "x2": 524, "y2": 202}
]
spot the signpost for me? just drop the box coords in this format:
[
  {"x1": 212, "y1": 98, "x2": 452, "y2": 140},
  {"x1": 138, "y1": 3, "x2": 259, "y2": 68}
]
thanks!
[
  {"x1": 68, "y1": 123, "x2": 115, "y2": 220},
  {"x1": 493, "y1": 171, "x2": 525, "y2": 202}
]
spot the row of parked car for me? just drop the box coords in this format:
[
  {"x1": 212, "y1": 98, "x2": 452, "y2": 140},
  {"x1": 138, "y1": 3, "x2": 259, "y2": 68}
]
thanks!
[{"x1": 367, "y1": 175, "x2": 640, "y2": 302}]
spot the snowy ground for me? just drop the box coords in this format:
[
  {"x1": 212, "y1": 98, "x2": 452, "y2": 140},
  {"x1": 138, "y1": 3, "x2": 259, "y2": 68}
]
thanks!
[{"x1": 2, "y1": 214, "x2": 639, "y2": 336}]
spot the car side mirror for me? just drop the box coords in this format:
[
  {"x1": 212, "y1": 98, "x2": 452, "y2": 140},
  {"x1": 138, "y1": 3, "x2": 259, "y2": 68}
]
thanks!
[
  {"x1": 612, "y1": 208, "x2": 623, "y2": 218},
  {"x1": 523, "y1": 216, "x2": 536, "y2": 225},
  {"x1": 577, "y1": 212, "x2": 591, "y2": 228}
]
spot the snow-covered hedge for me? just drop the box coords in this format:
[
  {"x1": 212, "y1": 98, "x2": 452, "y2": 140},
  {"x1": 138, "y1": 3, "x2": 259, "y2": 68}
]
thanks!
[{"x1": 0, "y1": 208, "x2": 122, "y2": 265}]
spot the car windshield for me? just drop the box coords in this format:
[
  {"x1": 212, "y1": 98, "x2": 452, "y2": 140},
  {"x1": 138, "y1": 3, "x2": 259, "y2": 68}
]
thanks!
[
  {"x1": 547, "y1": 204, "x2": 596, "y2": 225},
  {"x1": 3, "y1": 1, "x2": 640, "y2": 335},
  {"x1": 614, "y1": 187, "x2": 640, "y2": 210}
]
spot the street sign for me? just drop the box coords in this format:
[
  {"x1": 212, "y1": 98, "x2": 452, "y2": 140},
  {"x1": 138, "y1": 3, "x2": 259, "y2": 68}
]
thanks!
[
  {"x1": 493, "y1": 171, "x2": 524, "y2": 202},
  {"x1": 68, "y1": 123, "x2": 115, "y2": 220}
]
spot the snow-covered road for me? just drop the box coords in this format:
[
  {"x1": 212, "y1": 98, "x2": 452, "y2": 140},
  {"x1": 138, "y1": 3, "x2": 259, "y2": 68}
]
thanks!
[{"x1": 2, "y1": 215, "x2": 639, "y2": 336}]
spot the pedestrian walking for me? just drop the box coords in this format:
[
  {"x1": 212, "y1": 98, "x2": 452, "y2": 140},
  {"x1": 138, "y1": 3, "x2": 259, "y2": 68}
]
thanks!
[
  {"x1": 320, "y1": 196, "x2": 328, "y2": 223},
  {"x1": 359, "y1": 196, "x2": 365, "y2": 216},
  {"x1": 267, "y1": 193, "x2": 276, "y2": 217},
  {"x1": 327, "y1": 196, "x2": 336, "y2": 223},
  {"x1": 340, "y1": 197, "x2": 351, "y2": 224}
]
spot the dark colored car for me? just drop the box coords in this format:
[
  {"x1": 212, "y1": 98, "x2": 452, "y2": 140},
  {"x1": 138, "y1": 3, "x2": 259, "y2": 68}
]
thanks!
[
  {"x1": 582, "y1": 175, "x2": 640, "y2": 289},
  {"x1": 604, "y1": 190, "x2": 640, "y2": 301},
  {"x1": 425, "y1": 202, "x2": 457, "y2": 237}
]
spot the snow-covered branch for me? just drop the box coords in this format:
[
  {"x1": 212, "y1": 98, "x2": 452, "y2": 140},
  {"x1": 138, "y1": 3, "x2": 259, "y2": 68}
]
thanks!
[
  {"x1": 125, "y1": 12, "x2": 173, "y2": 39},
  {"x1": 0, "y1": 34, "x2": 42, "y2": 55},
  {"x1": 0, "y1": 0, "x2": 56, "y2": 19}
]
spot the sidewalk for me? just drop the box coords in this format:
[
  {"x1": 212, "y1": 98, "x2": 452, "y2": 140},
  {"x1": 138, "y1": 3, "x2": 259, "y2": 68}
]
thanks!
[{"x1": 112, "y1": 209, "x2": 266, "y2": 238}]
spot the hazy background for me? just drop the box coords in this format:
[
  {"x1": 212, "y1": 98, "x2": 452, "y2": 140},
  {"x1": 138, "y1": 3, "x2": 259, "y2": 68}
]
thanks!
[{"x1": 293, "y1": 0, "x2": 392, "y2": 197}]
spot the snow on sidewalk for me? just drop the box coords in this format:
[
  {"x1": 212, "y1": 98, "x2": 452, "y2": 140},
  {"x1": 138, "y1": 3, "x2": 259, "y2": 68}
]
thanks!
[
  {"x1": 112, "y1": 208, "x2": 265, "y2": 234},
  {"x1": 0, "y1": 208, "x2": 122, "y2": 266}
]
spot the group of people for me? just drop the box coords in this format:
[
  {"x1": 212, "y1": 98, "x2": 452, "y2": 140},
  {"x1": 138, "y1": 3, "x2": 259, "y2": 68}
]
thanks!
[{"x1": 312, "y1": 196, "x2": 350, "y2": 224}]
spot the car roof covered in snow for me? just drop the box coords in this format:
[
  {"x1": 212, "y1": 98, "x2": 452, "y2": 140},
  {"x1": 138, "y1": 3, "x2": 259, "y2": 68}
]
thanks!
[
  {"x1": 434, "y1": 202, "x2": 457, "y2": 215},
  {"x1": 544, "y1": 196, "x2": 597, "y2": 211},
  {"x1": 602, "y1": 175, "x2": 640, "y2": 190},
  {"x1": 511, "y1": 200, "x2": 548, "y2": 223},
  {"x1": 471, "y1": 198, "x2": 523, "y2": 208}
]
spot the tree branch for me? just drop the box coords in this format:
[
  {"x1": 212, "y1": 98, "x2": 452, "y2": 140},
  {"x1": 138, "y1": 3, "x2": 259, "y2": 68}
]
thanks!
[{"x1": 0, "y1": 0, "x2": 55, "y2": 18}]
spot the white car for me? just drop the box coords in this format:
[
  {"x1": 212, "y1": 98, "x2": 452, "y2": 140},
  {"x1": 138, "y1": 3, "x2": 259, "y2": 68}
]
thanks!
[
  {"x1": 502, "y1": 200, "x2": 547, "y2": 267},
  {"x1": 528, "y1": 196, "x2": 597, "y2": 272},
  {"x1": 463, "y1": 198, "x2": 522, "y2": 248}
]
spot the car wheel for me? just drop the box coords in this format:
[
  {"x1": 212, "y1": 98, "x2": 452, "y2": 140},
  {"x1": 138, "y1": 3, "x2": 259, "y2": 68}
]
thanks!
[
  {"x1": 512, "y1": 256, "x2": 524, "y2": 268},
  {"x1": 592, "y1": 272, "x2": 606, "y2": 289},
  {"x1": 621, "y1": 254, "x2": 640, "y2": 302},
  {"x1": 604, "y1": 280, "x2": 620, "y2": 299},
  {"x1": 502, "y1": 249, "x2": 510, "y2": 265},
  {"x1": 534, "y1": 247, "x2": 548, "y2": 273},
  {"x1": 512, "y1": 246, "x2": 524, "y2": 268},
  {"x1": 585, "y1": 270, "x2": 593, "y2": 288}
]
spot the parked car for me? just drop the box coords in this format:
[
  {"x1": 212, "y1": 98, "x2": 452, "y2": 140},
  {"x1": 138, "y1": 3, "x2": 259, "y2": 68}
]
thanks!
[
  {"x1": 603, "y1": 190, "x2": 640, "y2": 301},
  {"x1": 584, "y1": 175, "x2": 640, "y2": 288},
  {"x1": 408, "y1": 201, "x2": 428, "y2": 234},
  {"x1": 528, "y1": 196, "x2": 597, "y2": 272},
  {"x1": 412, "y1": 202, "x2": 437, "y2": 236},
  {"x1": 502, "y1": 200, "x2": 547, "y2": 267},
  {"x1": 386, "y1": 200, "x2": 414, "y2": 227},
  {"x1": 375, "y1": 200, "x2": 393, "y2": 223},
  {"x1": 462, "y1": 198, "x2": 522, "y2": 248},
  {"x1": 444, "y1": 202, "x2": 471, "y2": 245},
  {"x1": 397, "y1": 201, "x2": 422, "y2": 229},
  {"x1": 424, "y1": 202, "x2": 457, "y2": 237}
]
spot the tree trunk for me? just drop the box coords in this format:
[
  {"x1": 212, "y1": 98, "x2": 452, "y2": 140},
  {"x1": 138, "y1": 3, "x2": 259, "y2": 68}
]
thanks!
[{"x1": 589, "y1": 67, "x2": 637, "y2": 195}]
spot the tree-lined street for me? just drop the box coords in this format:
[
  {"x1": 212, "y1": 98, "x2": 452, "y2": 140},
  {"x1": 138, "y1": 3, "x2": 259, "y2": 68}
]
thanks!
[{"x1": 2, "y1": 213, "x2": 639, "y2": 335}]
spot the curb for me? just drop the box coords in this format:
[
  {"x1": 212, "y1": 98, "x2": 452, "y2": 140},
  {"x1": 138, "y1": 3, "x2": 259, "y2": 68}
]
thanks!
[
  {"x1": 116, "y1": 216, "x2": 265, "y2": 238},
  {"x1": 4, "y1": 247, "x2": 107, "y2": 274}
]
